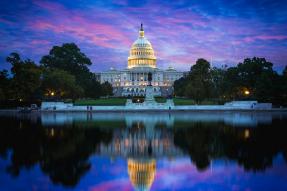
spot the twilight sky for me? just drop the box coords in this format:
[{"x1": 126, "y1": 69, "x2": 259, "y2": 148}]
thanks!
[{"x1": 0, "y1": 0, "x2": 287, "y2": 72}]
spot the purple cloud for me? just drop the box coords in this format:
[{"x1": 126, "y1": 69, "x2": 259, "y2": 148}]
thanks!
[{"x1": 0, "y1": 0, "x2": 286, "y2": 72}]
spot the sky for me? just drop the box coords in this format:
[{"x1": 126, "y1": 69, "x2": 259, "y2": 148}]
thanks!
[
  {"x1": 1, "y1": 156, "x2": 287, "y2": 191},
  {"x1": 0, "y1": 0, "x2": 287, "y2": 72}
]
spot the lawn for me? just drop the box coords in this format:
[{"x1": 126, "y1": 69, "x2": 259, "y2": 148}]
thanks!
[
  {"x1": 74, "y1": 97, "x2": 219, "y2": 106},
  {"x1": 173, "y1": 98, "x2": 196, "y2": 105},
  {"x1": 155, "y1": 98, "x2": 219, "y2": 105},
  {"x1": 74, "y1": 98, "x2": 127, "y2": 106},
  {"x1": 155, "y1": 97, "x2": 196, "y2": 105}
]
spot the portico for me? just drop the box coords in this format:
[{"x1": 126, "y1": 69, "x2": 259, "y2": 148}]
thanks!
[{"x1": 96, "y1": 24, "x2": 183, "y2": 97}]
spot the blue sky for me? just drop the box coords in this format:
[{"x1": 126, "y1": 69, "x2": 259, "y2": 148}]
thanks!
[
  {"x1": 1, "y1": 156, "x2": 287, "y2": 190},
  {"x1": 0, "y1": 0, "x2": 287, "y2": 72}
]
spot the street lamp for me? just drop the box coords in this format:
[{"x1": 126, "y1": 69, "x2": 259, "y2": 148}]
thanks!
[
  {"x1": 51, "y1": 91, "x2": 55, "y2": 96},
  {"x1": 244, "y1": 90, "x2": 250, "y2": 95}
]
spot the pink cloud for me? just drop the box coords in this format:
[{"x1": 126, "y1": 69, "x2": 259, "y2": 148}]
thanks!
[
  {"x1": 88, "y1": 178, "x2": 133, "y2": 191},
  {"x1": 33, "y1": 0, "x2": 65, "y2": 11},
  {"x1": 244, "y1": 35, "x2": 287, "y2": 43},
  {"x1": 31, "y1": 39, "x2": 51, "y2": 45},
  {"x1": 29, "y1": 1, "x2": 133, "y2": 49},
  {"x1": 1, "y1": 0, "x2": 286, "y2": 71},
  {"x1": 151, "y1": 159, "x2": 246, "y2": 190}
]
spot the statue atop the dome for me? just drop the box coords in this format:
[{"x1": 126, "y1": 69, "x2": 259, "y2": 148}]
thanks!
[{"x1": 139, "y1": 23, "x2": 144, "y2": 37}]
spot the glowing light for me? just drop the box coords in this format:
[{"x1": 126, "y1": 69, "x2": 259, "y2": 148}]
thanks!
[
  {"x1": 51, "y1": 128, "x2": 54, "y2": 137},
  {"x1": 244, "y1": 129, "x2": 250, "y2": 139},
  {"x1": 244, "y1": 90, "x2": 250, "y2": 95},
  {"x1": 51, "y1": 91, "x2": 55, "y2": 96}
]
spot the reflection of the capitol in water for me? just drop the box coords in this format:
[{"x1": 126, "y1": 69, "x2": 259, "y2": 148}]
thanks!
[
  {"x1": 1, "y1": 111, "x2": 287, "y2": 190},
  {"x1": 99, "y1": 122, "x2": 181, "y2": 191},
  {"x1": 128, "y1": 158, "x2": 156, "y2": 191},
  {"x1": 39, "y1": 111, "x2": 287, "y2": 191}
]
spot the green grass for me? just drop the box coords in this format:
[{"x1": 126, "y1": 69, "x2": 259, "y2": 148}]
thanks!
[
  {"x1": 173, "y1": 98, "x2": 196, "y2": 105},
  {"x1": 74, "y1": 97, "x2": 219, "y2": 106},
  {"x1": 200, "y1": 100, "x2": 219, "y2": 105},
  {"x1": 74, "y1": 98, "x2": 127, "y2": 106},
  {"x1": 155, "y1": 97, "x2": 212, "y2": 105},
  {"x1": 155, "y1": 97, "x2": 199, "y2": 105},
  {"x1": 173, "y1": 98, "x2": 220, "y2": 105}
]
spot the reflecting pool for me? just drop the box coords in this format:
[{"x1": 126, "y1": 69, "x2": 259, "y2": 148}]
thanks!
[{"x1": 0, "y1": 111, "x2": 287, "y2": 191}]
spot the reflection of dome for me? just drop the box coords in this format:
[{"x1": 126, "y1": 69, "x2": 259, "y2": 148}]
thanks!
[
  {"x1": 128, "y1": 158, "x2": 156, "y2": 191},
  {"x1": 128, "y1": 24, "x2": 156, "y2": 69}
]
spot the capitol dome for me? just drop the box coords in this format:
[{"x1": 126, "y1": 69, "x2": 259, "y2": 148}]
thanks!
[
  {"x1": 128, "y1": 158, "x2": 156, "y2": 191},
  {"x1": 128, "y1": 24, "x2": 157, "y2": 69}
]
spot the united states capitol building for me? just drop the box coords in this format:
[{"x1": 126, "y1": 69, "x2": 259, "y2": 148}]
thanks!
[{"x1": 96, "y1": 24, "x2": 184, "y2": 97}]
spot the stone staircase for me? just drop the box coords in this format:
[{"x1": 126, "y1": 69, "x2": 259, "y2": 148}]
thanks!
[{"x1": 113, "y1": 87, "x2": 123, "y2": 97}]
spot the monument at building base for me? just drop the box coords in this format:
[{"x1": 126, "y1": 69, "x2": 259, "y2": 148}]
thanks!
[
  {"x1": 144, "y1": 86, "x2": 155, "y2": 103},
  {"x1": 125, "y1": 94, "x2": 174, "y2": 110},
  {"x1": 125, "y1": 71, "x2": 175, "y2": 109},
  {"x1": 144, "y1": 72, "x2": 156, "y2": 103}
]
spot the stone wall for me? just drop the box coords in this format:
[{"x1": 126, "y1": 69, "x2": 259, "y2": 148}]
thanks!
[{"x1": 41, "y1": 101, "x2": 273, "y2": 111}]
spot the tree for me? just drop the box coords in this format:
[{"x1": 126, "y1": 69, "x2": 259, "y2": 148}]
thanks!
[
  {"x1": 83, "y1": 74, "x2": 102, "y2": 98},
  {"x1": 235, "y1": 57, "x2": 278, "y2": 102},
  {"x1": 283, "y1": 66, "x2": 287, "y2": 77},
  {"x1": 211, "y1": 67, "x2": 226, "y2": 99},
  {"x1": 278, "y1": 66, "x2": 287, "y2": 105},
  {"x1": 184, "y1": 58, "x2": 213, "y2": 103},
  {"x1": 0, "y1": 70, "x2": 10, "y2": 100},
  {"x1": 100, "y1": 82, "x2": 113, "y2": 97},
  {"x1": 237, "y1": 58, "x2": 273, "y2": 86},
  {"x1": 40, "y1": 43, "x2": 99, "y2": 97},
  {"x1": 40, "y1": 43, "x2": 91, "y2": 75},
  {"x1": 174, "y1": 77, "x2": 188, "y2": 97},
  {"x1": 173, "y1": 57, "x2": 287, "y2": 105},
  {"x1": 42, "y1": 69, "x2": 83, "y2": 99},
  {"x1": 6, "y1": 53, "x2": 42, "y2": 101},
  {"x1": 222, "y1": 67, "x2": 241, "y2": 99}
]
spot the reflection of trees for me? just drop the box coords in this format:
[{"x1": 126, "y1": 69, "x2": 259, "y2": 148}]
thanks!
[
  {"x1": 0, "y1": 116, "x2": 112, "y2": 187},
  {"x1": 1, "y1": 114, "x2": 287, "y2": 188},
  {"x1": 174, "y1": 119, "x2": 287, "y2": 172},
  {"x1": 174, "y1": 122, "x2": 223, "y2": 171}
]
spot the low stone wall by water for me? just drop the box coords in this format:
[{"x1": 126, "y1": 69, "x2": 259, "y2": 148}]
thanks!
[{"x1": 41, "y1": 100, "x2": 273, "y2": 111}]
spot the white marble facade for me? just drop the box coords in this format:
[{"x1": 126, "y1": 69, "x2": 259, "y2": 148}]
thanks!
[{"x1": 96, "y1": 24, "x2": 184, "y2": 97}]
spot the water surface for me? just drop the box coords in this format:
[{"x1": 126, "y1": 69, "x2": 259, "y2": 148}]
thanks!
[{"x1": 0, "y1": 111, "x2": 287, "y2": 191}]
